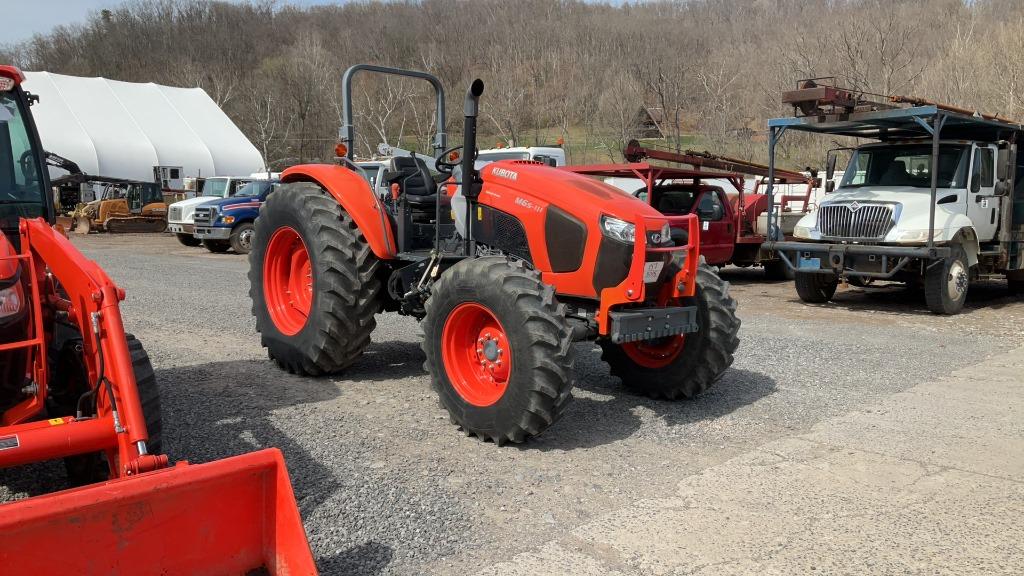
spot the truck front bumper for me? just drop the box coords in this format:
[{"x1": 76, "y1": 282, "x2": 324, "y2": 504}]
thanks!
[
  {"x1": 168, "y1": 223, "x2": 194, "y2": 234},
  {"x1": 193, "y1": 226, "x2": 231, "y2": 240},
  {"x1": 766, "y1": 241, "x2": 951, "y2": 279}
]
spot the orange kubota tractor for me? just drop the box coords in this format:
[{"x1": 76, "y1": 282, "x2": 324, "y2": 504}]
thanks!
[
  {"x1": 249, "y1": 65, "x2": 741, "y2": 445},
  {"x1": 0, "y1": 65, "x2": 316, "y2": 574}
]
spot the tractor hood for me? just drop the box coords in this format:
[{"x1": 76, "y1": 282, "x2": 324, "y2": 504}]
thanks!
[{"x1": 480, "y1": 161, "x2": 664, "y2": 224}]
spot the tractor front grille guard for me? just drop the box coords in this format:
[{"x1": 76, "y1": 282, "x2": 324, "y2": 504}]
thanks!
[{"x1": 596, "y1": 213, "x2": 699, "y2": 336}]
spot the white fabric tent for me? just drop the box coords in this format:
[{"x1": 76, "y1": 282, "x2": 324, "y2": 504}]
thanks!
[{"x1": 23, "y1": 71, "x2": 265, "y2": 182}]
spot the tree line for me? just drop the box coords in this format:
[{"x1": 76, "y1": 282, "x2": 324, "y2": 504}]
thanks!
[{"x1": 4, "y1": 0, "x2": 1024, "y2": 171}]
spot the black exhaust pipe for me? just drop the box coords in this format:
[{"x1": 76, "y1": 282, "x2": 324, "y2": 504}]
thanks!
[{"x1": 461, "y1": 79, "x2": 484, "y2": 255}]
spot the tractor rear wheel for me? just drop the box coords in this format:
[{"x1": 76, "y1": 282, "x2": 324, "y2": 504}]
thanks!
[
  {"x1": 249, "y1": 182, "x2": 381, "y2": 375},
  {"x1": 794, "y1": 271, "x2": 838, "y2": 303},
  {"x1": 422, "y1": 257, "x2": 575, "y2": 445},
  {"x1": 64, "y1": 334, "x2": 161, "y2": 486},
  {"x1": 176, "y1": 233, "x2": 201, "y2": 247},
  {"x1": 600, "y1": 263, "x2": 740, "y2": 399}
]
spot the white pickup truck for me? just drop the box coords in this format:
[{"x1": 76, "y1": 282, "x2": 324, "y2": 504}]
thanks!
[
  {"x1": 476, "y1": 146, "x2": 566, "y2": 167},
  {"x1": 167, "y1": 176, "x2": 254, "y2": 246}
]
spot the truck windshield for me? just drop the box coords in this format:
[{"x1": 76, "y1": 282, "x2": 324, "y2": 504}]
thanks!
[
  {"x1": 235, "y1": 181, "x2": 272, "y2": 197},
  {"x1": 0, "y1": 90, "x2": 44, "y2": 222},
  {"x1": 201, "y1": 179, "x2": 229, "y2": 197},
  {"x1": 840, "y1": 144, "x2": 969, "y2": 189}
]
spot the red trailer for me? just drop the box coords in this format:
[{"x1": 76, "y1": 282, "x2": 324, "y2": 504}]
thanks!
[{"x1": 565, "y1": 142, "x2": 817, "y2": 279}]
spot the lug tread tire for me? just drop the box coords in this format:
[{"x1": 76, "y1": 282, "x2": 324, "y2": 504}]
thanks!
[
  {"x1": 794, "y1": 272, "x2": 838, "y2": 303},
  {"x1": 65, "y1": 334, "x2": 161, "y2": 485},
  {"x1": 925, "y1": 244, "x2": 968, "y2": 315},
  {"x1": 249, "y1": 182, "x2": 381, "y2": 376},
  {"x1": 600, "y1": 262, "x2": 740, "y2": 400},
  {"x1": 422, "y1": 257, "x2": 574, "y2": 445}
]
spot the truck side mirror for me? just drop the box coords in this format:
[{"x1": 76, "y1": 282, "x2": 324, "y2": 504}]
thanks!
[
  {"x1": 826, "y1": 153, "x2": 837, "y2": 181},
  {"x1": 826, "y1": 180, "x2": 836, "y2": 193},
  {"x1": 997, "y1": 146, "x2": 1010, "y2": 181}
]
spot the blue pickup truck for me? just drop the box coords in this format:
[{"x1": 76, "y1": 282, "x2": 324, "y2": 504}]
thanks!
[{"x1": 193, "y1": 180, "x2": 278, "y2": 254}]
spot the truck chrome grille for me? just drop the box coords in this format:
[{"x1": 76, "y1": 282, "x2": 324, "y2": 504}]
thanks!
[
  {"x1": 193, "y1": 206, "x2": 216, "y2": 227},
  {"x1": 818, "y1": 203, "x2": 894, "y2": 239}
]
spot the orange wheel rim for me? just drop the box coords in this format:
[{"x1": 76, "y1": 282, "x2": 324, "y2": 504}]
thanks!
[
  {"x1": 263, "y1": 226, "x2": 312, "y2": 336},
  {"x1": 441, "y1": 302, "x2": 511, "y2": 406},
  {"x1": 621, "y1": 335, "x2": 685, "y2": 369}
]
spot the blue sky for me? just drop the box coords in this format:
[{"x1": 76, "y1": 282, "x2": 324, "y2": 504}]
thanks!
[{"x1": 2, "y1": 0, "x2": 330, "y2": 45}]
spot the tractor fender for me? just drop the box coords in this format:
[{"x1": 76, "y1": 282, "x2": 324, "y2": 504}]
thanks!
[{"x1": 280, "y1": 164, "x2": 396, "y2": 259}]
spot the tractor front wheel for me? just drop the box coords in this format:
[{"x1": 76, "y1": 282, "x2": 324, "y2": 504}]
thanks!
[
  {"x1": 64, "y1": 334, "x2": 161, "y2": 486},
  {"x1": 422, "y1": 257, "x2": 574, "y2": 445},
  {"x1": 600, "y1": 263, "x2": 740, "y2": 399},
  {"x1": 249, "y1": 182, "x2": 381, "y2": 375}
]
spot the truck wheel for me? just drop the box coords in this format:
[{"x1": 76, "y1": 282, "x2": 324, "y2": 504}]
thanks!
[
  {"x1": 794, "y1": 271, "x2": 838, "y2": 303},
  {"x1": 763, "y1": 257, "x2": 794, "y2": 281},
  {"x1": 1007, "y1": 270, "x2": 1024, "y2": 296},
  {"x1": 925, "y1": 244, "x2": 969, "y2": 314},
  {"x1": 249, "y1": 182, "x2": 381, "y2": 375},
  {"x1": 600, "y1": 263, "x2": 739, "y2": 399},
  {"x1": 230, "y1": 222, "x2": 255, "y2": 254},
  {"x1": 64, "y1": 334, "x2": 162, "y2": 485},
  {"x1": 422, "y1": 257, "x2": 574, "y2": 445},
  {"x1": 203, "y1": 239, "x2": 230, "y2": 253},
  {"x1": 176, "y1": 233, "x2": 201, "y2": 247}
]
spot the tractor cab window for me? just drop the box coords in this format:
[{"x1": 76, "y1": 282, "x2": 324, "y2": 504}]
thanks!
[
  {"x1": 0, "y1": 91, "x2": 44, "y2": 224},
  {"x1": 696, "y1": 191, "x2": 725, "y2": 221}
]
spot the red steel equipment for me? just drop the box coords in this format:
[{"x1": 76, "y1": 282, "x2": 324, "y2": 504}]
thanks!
[
  {"x1": 0, "y1": 64, "x2": 316, "y2": 575},
  {"x1": 249, "y1": 65, "x2": 741, "y2": 445},
  {"x1": 566, "y1": 141, "x2": 817, "y2": 279}
]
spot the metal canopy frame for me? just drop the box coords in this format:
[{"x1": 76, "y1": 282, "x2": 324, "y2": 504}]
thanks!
[{"x1": 765, "y1": 105, "x2": 1022, "y2": 250}]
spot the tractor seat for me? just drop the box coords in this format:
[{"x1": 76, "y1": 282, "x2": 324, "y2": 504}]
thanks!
[{"x1": 391, "y1": 156, "x2": 438, "y2": 205}]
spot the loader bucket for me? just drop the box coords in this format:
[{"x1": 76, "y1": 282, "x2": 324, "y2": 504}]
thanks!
[{"x1": 0, "y1": 448, "x2": 317, "y2": 576}]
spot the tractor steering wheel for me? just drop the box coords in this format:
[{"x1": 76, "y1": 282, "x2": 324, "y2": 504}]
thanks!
[
  {"x1": 434, "y1": 145, "x2": 464, "y2": 174},
  {"x1": 18, "y1": 149, "x2": 37, "y2": 184}
]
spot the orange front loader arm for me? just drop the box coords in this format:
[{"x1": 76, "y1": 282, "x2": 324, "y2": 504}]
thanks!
[{"x1": 0, "y1": 218, "x2": 165, "y2": 476}]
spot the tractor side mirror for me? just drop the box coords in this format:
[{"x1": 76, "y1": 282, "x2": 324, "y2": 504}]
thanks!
[{"x1": 826, "y1": 152, "x2": 837, "y2": 181}]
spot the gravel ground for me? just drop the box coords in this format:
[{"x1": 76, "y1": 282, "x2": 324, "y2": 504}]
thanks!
[{"x1": 3, "y1": 233, "x2": 1023, "y2": 575}]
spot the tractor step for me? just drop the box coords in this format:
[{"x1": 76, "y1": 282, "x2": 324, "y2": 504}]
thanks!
[{"x1": 0, "y1": 448, "x2": 316, "y2": 575}]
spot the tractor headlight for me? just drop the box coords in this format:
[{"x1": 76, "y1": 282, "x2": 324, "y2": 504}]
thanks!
[
  {"x1": 600, "y1": 215, "x2": 635, "y2": 243},
  {"x1": 0, "y1": 283, "x2": 24, "y2": 321}
]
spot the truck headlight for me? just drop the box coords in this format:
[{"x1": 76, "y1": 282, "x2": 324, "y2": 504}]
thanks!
[
  {"x1": 220, "y1": 215, "x2": 236, "y2": 224},
  {"x1": 0, "y1": 283, "x2": 24, "y2": 321},
  {"x1": 600, "y1": 215, "x2": 635, "y2": 243},
  {"x1": 893, "y1": 229, "x2": 942, "y2": 242},
  {"x1": 794, "y1": 225, "x2": 812, "y2": 238}
]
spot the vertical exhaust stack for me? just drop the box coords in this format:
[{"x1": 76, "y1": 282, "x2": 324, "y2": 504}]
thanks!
[{"x1": 461, "y1": 79, "x2": 484, "y2": 254}]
